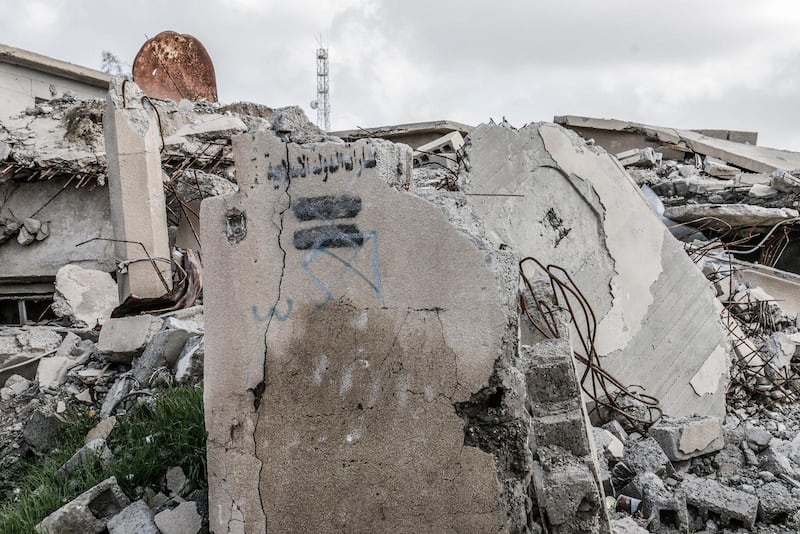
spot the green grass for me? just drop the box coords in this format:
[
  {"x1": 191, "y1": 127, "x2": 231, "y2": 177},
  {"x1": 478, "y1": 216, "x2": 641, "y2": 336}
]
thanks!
[{"x1": 0, "y1": 385, "x2": 206, "y2": 533}]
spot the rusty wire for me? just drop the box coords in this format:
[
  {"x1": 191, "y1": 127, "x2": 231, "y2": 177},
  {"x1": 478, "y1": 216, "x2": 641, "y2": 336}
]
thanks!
[
  {"x1": 75, "y1": 237, "x2": 171, "y2": 293},
  {"x1": 519, "y1": 257, "x2": 662, "y2": 432},
  {"x1": 721, "y1": 290, "x2": 800, "y2": 404}
]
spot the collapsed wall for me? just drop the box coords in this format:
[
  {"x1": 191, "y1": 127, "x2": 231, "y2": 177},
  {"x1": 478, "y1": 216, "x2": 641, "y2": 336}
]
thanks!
[
  {"x1": 464, "y1": 122, "x2": 730, "y2": 418},
  {"x1": 201, "y1": 130, "x2": 537, "y2": 532}
]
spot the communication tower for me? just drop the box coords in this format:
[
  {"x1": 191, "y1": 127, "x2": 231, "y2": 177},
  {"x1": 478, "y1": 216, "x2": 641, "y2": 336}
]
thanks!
[{"x1": 310, "y1": 43, "x2": 330, "y2": 131}]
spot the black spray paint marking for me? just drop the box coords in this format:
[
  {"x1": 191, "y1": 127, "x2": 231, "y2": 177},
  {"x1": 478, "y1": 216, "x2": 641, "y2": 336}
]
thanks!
[
  {"x1": 293, "y1": 225, "x2": 364, "y2": 250},
  {"x1": 292, "y1": 195, "x2": 362, "y2": 221}
]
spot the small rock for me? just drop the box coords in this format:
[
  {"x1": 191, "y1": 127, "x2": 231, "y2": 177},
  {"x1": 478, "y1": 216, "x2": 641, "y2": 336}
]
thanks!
[
  {"x1": 5, "y1": 374, "x2": 32, "y2": 396},
  {"x1": 85, "y1": 415, "x2": 117, "y2": 444},
  {"x1": 23, "y1": 410, "x2": 61, "y2": 452},
  {"x1": 36, "y1": 356, "x2": 70, "y2": 389},
  {"x1": 166, "y1": 466, "x2": 189, "y2": 497},
  {"x1": 23, "y1": 218, "x2": 41, "y2": 234},
  {"x1": 75, "y1": 389, "x2": 93, "y2": 404},
  {"x1": 759, "y1": 470, "x2": 777, "y2": 482},
  {"x1": 16, "y1": 226, "x2": 34, "y2": 245},
  {"x1": 749, "y1": 183, "x2": 779, "y2": 199},
  {"x1": 107, "y1": 500, "x2": 160, "y2": 534}
]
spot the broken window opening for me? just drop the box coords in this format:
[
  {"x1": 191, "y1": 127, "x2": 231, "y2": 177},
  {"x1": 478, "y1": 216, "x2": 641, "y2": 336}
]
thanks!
[{"x1": 0, "y1": 297, "x2": 57, "y2": 325}]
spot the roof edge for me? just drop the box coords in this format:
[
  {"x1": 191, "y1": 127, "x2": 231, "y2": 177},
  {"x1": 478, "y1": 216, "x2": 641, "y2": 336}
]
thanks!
[{"x1": 0, "y1": 44, "x2": 111, "y2": 89}]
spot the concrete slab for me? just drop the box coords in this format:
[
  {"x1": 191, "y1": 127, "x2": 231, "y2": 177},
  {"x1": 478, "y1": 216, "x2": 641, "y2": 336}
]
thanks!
[
  {"x1": 202, "y1": 132, "x2": 527, "y2": 532},
  {"x1": 465, "y1": 122, "x2": 730, "y2": 418},
  {"x1": 556, "y1": 115, "x2": 800, "y2": 174}
]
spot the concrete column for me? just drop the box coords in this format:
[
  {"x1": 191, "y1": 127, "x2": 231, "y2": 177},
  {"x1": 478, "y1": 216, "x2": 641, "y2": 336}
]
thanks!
[{"x1": 103, "y1": 77, "x2": 171, "y2": 301}]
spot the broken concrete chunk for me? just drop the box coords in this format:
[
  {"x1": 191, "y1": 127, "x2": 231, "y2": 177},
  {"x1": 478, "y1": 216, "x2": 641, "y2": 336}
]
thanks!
[
  {"x1": 703, "y1": 156, "x2": 738, "y2": 178},
  {"x1": 22, "y1": 217, "x2": 41, "y2": 234},
  {"x1": 104, "y1": 77, "x2": 172, "y2": 302},
  {"x1": 664, "y1": 203, "x2": 800, "y2": 229},
  {"x1": 615, "y1": 147, "x2": 658, "y2": 168},
  {"x1": 744, "y1": 425, "x2": 774, "y2": 452},
  {"x1": 412, "y1": 131, "x2": 465, "y2": 168},
  {"x1": 626, "y1": 472, "x2": 690, "y2": 531},
  {"x1": 602, "y1": 420, "x2": 629, "y2": 443},
  {"x1": 85, "y1": 415, "x2": 117, "y2": 444},
  {"x1": 4, "y1": 374, "x2": 31, "y2": 396},
  {"x1": 164, "y1": 114, "x2": 247, "y2": 145},
  {"x1": 593, "y1": 427, "x2": 624, "y2": 460},
  {"x1": 622, "y1": 437, "x2": 672, "y2": 476},
  {"x1": 770, "y1": 169, "x2": 800, "y2": 193},
  {"x1": 532, "y1": 446, "x2": 609, "y2": 533},
  {"x1": 51, "y1": 264, "x2": 118, "y2": 327},
  {"x1": 23, "y1": 409, "x2": 62, "y2": 452},
  {"x1": 757, "y1": 481, "x2": 798, "y2": 524},
  {"x1": 99, "y1": 376, "x2": 135, "y2": 419},
  {"x1": 174, "y1": 335, "x2": 203, "y2": 384},
  {"x1": 680, "y1": 473, "x2": 759, "y2": 530},
  {"x1": 98, "y1": 315, "x2": 162, "y2": 363},
  {"x1": 107, "y1": 500, "x2": 160, "y2": 534},
  {"x1": 35, "y1": 221, "x2": 50, "y2": 241},
  {"x1": 525, "y1": 339, "x2": 591, "y2": 457},
  {"x1": 16, "y1": 225, "x2": 35, "y2": 245},
  {"x1": 36, "y1": 356, "x2": 70, "y2": 389},
  {"x1": 36, "y1": 476, "x2": 130, "y2": 534},
  {"x1": 166, "y1": 466, "x2": 189, "y2": 497},
  {"x1": 154, "y1": 501, "x2": 202, "y2": 534},
  {"x1": 749, "y1": 183, "x2": 779, "y2": 199},
  {"x1": 610, "y1": 517, "x2": 649, "y2": 533},
  {"x1": 132, "y1": 319, "x2": 200, "y2": 384},
  {"x1": 0, "y1": 217, "x2": 21, "y2": 244},
  {"x1": 648, "y1": 416, "x2": 724, "y2": 461},
  {"x1": 56, "y1": 438, "x2": 112, "y2": 482},
  {"x1": 714, "y1": 444, "x2": 744, "y2": 479},
  {"x1": 758, "y1": 442, "x2": 795, "y2": 477}
]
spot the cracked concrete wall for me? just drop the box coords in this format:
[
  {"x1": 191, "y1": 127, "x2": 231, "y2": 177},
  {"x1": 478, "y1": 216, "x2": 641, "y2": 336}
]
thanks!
[
  {"x1": 0, "y1": 61, "x2": 108, "y2": 121},
  {"x1": 201, "y1": 130, "x2": 530, "y2": 533},
  {"x1": 466, "y1": 122, "x2": 730, "y2": 418}
]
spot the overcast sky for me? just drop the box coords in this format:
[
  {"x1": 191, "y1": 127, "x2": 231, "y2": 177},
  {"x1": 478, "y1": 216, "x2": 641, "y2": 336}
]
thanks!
[{"x1": 3, "y1": 1, "x2": 800, "y2": 150}]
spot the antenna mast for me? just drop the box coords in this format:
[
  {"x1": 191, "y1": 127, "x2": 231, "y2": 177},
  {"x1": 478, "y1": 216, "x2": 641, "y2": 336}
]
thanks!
[{"x1": 310, "y1": 38, "x2": 330, "y2": 132}]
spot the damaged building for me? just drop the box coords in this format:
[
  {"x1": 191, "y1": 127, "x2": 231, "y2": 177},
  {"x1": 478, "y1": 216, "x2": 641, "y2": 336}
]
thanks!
[{"x1": 4, "y1": 40, "x2": 800, "y2": 534}]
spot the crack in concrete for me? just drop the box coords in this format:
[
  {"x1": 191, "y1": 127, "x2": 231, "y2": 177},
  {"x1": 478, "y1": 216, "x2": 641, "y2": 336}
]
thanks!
[{"x1": 249, "y1": 141, "x2": 294, "y2": 533}]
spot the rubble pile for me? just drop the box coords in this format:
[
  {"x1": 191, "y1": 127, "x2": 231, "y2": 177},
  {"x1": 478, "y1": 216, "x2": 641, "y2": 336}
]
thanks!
[
  {"x1": 409, "y1": 122, "x2": 800, "y2": 532},
  {"x1": 5, "y1": 78, "x2": 800, "y2": 531},
  {"x1": 0, "y1": 306, "x2": 206, "y2": 532}
]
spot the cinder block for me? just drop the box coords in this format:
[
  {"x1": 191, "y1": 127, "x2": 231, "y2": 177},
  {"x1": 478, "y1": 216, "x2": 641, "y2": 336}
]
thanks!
[{"x1": 680, "y1": 474, "x2": 759, "y2": 530}]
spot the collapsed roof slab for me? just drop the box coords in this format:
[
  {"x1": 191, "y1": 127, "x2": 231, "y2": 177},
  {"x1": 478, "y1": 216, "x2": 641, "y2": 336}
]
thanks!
[
  {"x1": 465, "y1": 122, "x2": 730, "y2": 418},
  {"x1": 555, "y1": 115, "x2": 800, "y2": 174}
]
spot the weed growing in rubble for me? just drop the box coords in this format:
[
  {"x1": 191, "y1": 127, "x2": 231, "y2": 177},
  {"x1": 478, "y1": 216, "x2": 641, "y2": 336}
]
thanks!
[
  {"x1": 109, "y1": 384, "x2": 207, "y2": 494},
  {"x1": 0, "y1": 385, "x2": 206, "y2": 533}
]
